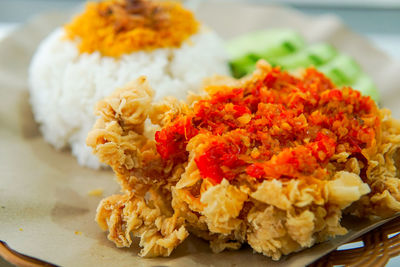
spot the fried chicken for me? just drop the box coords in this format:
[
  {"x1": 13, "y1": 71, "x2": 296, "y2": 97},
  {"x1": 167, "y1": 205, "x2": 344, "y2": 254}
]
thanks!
[{"x1": 87, "y1": 61, "x2": 400, "y2": 260}]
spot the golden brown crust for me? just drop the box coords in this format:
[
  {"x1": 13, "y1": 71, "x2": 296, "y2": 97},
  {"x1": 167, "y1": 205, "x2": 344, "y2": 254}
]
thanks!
[
  {"x1": 345, "y1": 109, "x2": 400, "y2": 218},
  {"x1": 96, "y1": 192, "x2": 188, "y2": 256},
  {"x1": 87, "y1": 61, "x2": 400, "y2": 259}
]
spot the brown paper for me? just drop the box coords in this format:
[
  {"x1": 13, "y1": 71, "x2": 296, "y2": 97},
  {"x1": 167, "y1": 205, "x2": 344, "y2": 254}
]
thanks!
[{"x1": 1, "y1": 1, "x2": 400, "y2": 266}]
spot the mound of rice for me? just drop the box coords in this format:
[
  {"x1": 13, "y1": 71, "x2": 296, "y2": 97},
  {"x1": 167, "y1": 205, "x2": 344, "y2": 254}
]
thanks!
[{"x1": 29, "y1": 27, "x2": 229, "y2": 169}]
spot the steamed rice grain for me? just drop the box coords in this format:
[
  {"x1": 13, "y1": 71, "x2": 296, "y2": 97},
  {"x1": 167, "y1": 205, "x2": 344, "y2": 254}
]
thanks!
[{"x1": 29, "y1": 27, "x2": 229, "y2": 169}]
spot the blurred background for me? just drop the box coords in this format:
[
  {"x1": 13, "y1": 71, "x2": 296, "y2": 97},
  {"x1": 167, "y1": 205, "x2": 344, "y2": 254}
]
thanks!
[{"x1": 0, "y1": 0, "x2": 399, "y2": 59}]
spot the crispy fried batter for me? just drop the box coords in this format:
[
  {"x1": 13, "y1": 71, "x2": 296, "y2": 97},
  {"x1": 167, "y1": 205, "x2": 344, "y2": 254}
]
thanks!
[
  {"x1": 96, "y1": 192, "x2": 188, "y2": 256},
  {"x1": 87, "y1": 61, "x2": 400, "y2": 259}
]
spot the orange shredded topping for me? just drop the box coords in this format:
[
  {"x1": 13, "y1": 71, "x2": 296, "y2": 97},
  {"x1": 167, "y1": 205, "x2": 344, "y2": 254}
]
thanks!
[
  {"x1": 155, "y1": 67, "x2": 380, "y2": 185},
  {"x1": 65, "y1": 0, "x2": 199, "y2": 57}
]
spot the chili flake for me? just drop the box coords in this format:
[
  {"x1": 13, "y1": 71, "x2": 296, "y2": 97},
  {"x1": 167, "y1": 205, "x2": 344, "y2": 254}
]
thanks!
[{"x1": 155, "y1": 65, "x2": 379, "y2": 184}]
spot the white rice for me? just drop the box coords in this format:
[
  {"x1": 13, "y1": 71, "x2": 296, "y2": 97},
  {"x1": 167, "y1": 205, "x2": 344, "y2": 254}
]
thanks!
[{"x1": 29, "y1": 27, "x2": 229, "y2": 169}]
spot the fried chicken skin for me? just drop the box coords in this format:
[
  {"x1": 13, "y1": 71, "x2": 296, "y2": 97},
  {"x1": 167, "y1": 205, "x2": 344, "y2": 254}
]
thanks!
[{"x1": 87, "y1": 61, "x2": 400, "y2": 259}]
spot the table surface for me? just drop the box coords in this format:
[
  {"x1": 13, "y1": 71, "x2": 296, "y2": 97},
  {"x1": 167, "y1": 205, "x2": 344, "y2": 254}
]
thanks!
[{"x1": 0, "y1": 1, "x2": 399, "y2": 266}]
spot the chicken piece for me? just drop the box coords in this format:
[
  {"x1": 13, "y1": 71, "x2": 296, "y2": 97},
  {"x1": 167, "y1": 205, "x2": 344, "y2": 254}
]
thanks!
[
  {"x1": 88, "y1": 60, "x2": 400, "y2": 259},
  {"x1": 96, "y1": 192, "x2": 188, "y2": 256}
]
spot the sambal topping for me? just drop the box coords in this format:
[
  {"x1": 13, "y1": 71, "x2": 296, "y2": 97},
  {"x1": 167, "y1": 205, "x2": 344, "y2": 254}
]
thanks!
[
  {"x1": 155, "y1": 67, "x2": 380, "y2": 184},
  {"x1": 155, "y1": 116, "x2": 198, "y2": 162},
  {"x1": 65, "y1": 0, "x2": 199, "y2": 57}
]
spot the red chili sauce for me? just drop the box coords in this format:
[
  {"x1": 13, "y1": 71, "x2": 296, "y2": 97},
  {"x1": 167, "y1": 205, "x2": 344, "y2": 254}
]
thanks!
[{"x1": 155, "y1": 67, "x2": 379, "y2": 184}]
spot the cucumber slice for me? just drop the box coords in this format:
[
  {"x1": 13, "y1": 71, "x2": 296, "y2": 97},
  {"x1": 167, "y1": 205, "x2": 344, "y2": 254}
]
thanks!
[
  {"x1": 351, "y1": 74, "x2": 380, "y2": 103},
  {"x1": 230, "y1": 53, "x2": 259, "y2": 78},
  {"x1": 275, "y1": 43, "x2": 337, "y2": 70},
  {"x1": 227, "y1": 29, "x2": 305, "y2": 61},
  {"x1": 307, "y1": 43, "x2": 338, "y2": 65},
  {"x1": 226, "y1": 28, "x2": 379, "y2": 103},
  {"x1": 230, "y1": 55, "x2": 258, "y2": 78},
  {"x1": 319, "y1": 54, "x2": 362, "y2": 86}
]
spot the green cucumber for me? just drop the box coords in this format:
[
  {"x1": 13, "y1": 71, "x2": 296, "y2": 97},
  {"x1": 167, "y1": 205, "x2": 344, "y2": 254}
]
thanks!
[
  {"x1": 319, "y1": 54, "x2": 362, "y2": 86},
  {"x1": 230, "y1": 54, "x2": 259, "y2": 78},
  {"x1": 351, "y1": 74, "x2": 380, "y2": 103},
  {"x1": 226, "y1": 29, "x2": 380, "y2": 103},
  {"x1": 275, "y1": 43, "x2": 337, "y2": 70},
  {"x1": 227, "y1": 29, "x2": 305, "y2": 65}
]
